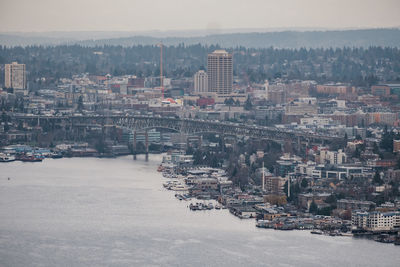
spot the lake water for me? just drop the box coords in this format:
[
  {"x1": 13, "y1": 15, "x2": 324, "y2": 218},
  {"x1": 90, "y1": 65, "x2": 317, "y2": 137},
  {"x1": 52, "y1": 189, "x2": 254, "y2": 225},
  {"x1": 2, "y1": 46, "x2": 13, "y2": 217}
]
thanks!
[{"x1": 0, "y1": 155, "x2": 399, "y2": 266}]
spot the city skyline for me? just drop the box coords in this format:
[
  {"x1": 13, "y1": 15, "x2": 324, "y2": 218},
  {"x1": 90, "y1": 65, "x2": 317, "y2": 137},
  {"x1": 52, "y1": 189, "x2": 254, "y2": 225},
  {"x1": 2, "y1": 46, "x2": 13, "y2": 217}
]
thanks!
[
  {"x1": 0, "y1": 0, "x2": 399, "y2": 32},
  {"x1": 1, "y1": 1, "x2": 400, "y2": 265}
]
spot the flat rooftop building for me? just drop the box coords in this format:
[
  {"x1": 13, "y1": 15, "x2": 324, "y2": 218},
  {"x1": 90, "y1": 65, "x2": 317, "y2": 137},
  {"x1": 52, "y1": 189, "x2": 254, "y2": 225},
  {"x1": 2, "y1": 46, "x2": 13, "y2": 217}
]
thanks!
[{"x1": 207, "y1": 50, "x2": 233, "y2": 95}]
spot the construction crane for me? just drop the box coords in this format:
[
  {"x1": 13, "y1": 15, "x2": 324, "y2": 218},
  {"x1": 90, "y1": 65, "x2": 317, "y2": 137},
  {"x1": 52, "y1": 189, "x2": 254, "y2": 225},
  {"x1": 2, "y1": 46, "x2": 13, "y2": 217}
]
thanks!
[{"x1": 157, "y1": 42, "x2": 164, "y2": 100}]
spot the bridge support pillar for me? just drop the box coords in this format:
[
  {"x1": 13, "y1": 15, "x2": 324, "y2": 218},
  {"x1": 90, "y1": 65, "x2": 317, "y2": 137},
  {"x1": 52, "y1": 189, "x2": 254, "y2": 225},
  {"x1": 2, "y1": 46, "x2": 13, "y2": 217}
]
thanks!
[
  {"x1": 145, "y1": 130, "x2": 149, "y2": 161},
  {"x1": 133, "y1": 130, "x2": 137, "y2": 160}
]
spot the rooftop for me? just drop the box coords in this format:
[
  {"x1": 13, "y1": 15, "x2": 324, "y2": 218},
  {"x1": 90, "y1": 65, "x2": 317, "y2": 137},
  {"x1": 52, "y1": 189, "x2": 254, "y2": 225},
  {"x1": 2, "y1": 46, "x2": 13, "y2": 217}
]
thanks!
[{"x1": 212, "y1": 50, "x2": 229, "y2": 54}]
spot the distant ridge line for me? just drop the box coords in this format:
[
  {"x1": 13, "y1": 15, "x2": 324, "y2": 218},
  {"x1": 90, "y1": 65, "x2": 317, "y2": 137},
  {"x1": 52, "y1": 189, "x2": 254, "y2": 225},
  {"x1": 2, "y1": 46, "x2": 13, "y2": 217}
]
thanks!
[{"x1": 1, "y1": 28, "x2": 400, "y2": 48}]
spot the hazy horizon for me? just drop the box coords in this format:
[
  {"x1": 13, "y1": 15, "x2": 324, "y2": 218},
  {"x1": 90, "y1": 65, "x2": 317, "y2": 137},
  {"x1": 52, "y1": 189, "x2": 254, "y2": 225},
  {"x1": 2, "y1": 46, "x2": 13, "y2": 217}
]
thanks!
[{"x1": 1, "y1": 0, "x2": 399, "y2": 33}]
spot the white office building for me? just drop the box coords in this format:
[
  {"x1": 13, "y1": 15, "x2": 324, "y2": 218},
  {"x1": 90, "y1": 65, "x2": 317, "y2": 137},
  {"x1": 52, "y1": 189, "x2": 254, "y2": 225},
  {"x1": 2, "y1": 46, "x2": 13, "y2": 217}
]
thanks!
[
  {"x1": 352, "y1": 211, "x2": 400, "y2": 231},
  {"x1": 194, "y1": 70, "x2": 208, "y2": 93},
  {"x1": 5, "y1": 62, "x2": 27, "y2": 95}
]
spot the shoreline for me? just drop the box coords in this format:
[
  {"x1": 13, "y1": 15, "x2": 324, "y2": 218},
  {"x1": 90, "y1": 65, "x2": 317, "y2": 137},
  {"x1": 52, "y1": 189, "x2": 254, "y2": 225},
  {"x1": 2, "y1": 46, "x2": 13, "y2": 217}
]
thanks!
[
  {"x1": 3, "y1": 155, "x2": 399, "y2": 246},
  {"x1": 158, "y1": 160, "x2": 400, "y2": 246}
]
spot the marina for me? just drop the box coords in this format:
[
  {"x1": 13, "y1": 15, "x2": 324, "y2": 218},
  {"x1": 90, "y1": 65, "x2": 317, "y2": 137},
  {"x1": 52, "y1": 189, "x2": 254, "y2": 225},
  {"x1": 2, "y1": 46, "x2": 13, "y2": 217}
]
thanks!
[
  {"x1": 0, "y1": 155, "x2": 399, "y2": 266},
  {"x1": 159, "y1": 152, "x2": 400, "y2": 244}
]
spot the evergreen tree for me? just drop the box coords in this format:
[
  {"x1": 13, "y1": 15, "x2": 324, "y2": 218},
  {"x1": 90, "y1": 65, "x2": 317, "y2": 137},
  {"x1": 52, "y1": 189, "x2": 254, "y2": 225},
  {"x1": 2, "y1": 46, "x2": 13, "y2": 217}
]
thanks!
[
  {"x1": 380, "y1": 129, "x2": 394, "y2": 152},
  {"x1": 309, "y1": 201, "x2": 318, "y2": 214},
  {"x1": 244, "y1": 96, "x2": 253, "y2": 110},
  {"x1": 77, "y1": 95, "x2": 84, "y2": 111},
  {"x1": 373, "y1": 170, "x2": 384, "y2": 185}
]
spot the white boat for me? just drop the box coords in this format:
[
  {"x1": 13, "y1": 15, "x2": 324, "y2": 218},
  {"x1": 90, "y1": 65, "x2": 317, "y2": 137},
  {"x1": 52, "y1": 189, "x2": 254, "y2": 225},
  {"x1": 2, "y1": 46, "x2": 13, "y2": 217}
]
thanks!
[
  {"x1": 189, "y1": 203, "x2": 199, "y2": 210},
  {"x1": 171, "y1": 184, "x2": 189, "y2": 191},
  {"x1": 0, "y1": 153, "x2": 15, "y2": 162},
  {"x1": 175, "y1": 194, "x2": 184, "y2": 200},
  {"x1": 340, "y1": 232, "x2": 353, "y2": 237},
  {"x1": 163, "y1": 180, "x2": 180, "y2": 188}
]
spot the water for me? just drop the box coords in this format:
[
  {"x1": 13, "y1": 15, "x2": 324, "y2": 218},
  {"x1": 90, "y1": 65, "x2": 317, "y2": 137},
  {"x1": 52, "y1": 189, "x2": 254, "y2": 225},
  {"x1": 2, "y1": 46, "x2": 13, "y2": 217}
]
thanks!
[{"x1": 0, "y1": 155, "x2": 398, "y2": 267}]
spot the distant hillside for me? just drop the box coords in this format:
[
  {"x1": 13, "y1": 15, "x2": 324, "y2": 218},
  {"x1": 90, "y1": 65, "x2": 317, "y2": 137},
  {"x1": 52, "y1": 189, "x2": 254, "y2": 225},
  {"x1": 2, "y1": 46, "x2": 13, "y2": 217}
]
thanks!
[
  {"x1": 0, "y1": 29, "x2": 400, "y2": 48},
  {"x1": 0, "y1": 34, "x2": 70, "y2": 47},
  {"x1": 78, "y1": 29, "x2": 400, "y2": 48}
]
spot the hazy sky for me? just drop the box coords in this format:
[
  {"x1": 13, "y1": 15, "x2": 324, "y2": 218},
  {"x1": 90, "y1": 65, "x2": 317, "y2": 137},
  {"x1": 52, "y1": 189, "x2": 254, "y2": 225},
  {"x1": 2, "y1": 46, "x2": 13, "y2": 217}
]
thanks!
[{"x1": 1, "y1": 0, "x2": 399, "y2": 32}]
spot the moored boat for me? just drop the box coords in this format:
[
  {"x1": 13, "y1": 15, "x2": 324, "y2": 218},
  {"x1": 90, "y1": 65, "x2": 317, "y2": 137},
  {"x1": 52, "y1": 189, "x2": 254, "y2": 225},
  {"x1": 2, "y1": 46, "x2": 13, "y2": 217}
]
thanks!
[
  {"x1": 175, "y1": 194, "x2": 184, "y2": 200},
  {"x1": 50, "y1": 152, "x2": 63, "y2": 159},
  {"x1": 170, "y1": 184, "x2": 189, "y2": 191},
  {"x1": 0, "y1": 153, "x2": 15, "y2": 162},
  {"x1": 374, "y1": 234, "x2": 394, "y2": 244},
  {"x1": 311, "y1": 230, "x2": 323, "y2": 235},
  {"x1": 256, "y1": 220, "x2": 274, "y2": 228},
  {"x1": 340, "y1": 232, "x2": 353, "y2": 237},
  {"x1": 19, "y1": 153, "x2": 43, "y2": 162}
]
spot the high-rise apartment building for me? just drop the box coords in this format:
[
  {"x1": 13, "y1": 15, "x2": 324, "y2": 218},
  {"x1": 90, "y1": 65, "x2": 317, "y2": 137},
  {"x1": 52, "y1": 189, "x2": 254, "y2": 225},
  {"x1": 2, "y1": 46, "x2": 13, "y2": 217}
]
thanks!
[
  {"x1": 207, "y1": 50, "x2": 232, "y2": 95},
  {"x1": 5, "y1": 62, "x2": 26, "y2": 95},
  {"x1": 194, "y1": 70, "x2": 208, "y2": 93}
]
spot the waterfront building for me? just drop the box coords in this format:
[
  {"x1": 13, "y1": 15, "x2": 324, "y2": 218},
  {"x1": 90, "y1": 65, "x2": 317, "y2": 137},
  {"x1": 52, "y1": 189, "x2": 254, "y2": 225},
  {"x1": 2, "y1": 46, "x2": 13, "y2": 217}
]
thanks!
[
  {"x1": 170, "y1": 152, "x2": 193, "y2": 167},
  {"x1": 194, "y1": 70, "x2": 208, "y2": 93},
  {"x1": 5, "y1": 61, "x2": 27, "y2": 95},
  {"x1": 207, "y1": 50, "x2": 233, "y2": 95},
  {"x1": 351, "y1": 211, "x2": 369, "y2": 229},
  {"x1": 264, "y1": 176, "x2": 287, "y2": 195},
  {"x1": 190, "y1": 177, "x2": 219, "y2": 190},
  {"x1": 109, "y1": 145, "x2": 130, "y2": 155},
  {"x1": 352, "y1": 211, "x2": 400, "y2": 231}
]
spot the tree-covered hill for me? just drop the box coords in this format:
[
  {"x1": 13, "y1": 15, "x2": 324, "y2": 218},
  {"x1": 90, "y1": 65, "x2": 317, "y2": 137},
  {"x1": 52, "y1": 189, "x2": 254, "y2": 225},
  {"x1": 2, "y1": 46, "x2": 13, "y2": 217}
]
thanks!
[
  {"x1": 0, "y1": 44, "x2": 399, "y2": 87},
  {"x1": 1, "y1": 29, "x2": 400, "y2": 49}
]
